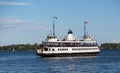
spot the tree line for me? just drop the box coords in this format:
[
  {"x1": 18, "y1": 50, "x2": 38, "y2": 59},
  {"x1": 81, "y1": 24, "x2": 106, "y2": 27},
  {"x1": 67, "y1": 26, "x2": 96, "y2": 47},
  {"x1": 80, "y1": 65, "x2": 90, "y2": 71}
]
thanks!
[
  {"x1": 0, "y1": 43, "x2": 120, "y2": 51},
  {"x1": 0, "y1": 43, "x2": 39, "y2": 51},
  {"x1": 100, "y1": 43, "x2": 120, "y2": 50}
]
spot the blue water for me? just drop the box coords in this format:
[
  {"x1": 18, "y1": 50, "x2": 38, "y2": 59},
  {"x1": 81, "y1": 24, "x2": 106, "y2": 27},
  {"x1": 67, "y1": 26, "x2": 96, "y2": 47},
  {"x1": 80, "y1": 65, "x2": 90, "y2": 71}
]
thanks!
[{"x1": 0, "y1": 50, "x2": 120, "y2": 73}]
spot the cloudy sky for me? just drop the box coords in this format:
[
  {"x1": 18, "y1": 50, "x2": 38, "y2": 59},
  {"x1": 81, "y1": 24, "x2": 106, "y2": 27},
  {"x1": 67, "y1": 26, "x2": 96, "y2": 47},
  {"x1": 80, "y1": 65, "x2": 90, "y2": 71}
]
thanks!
[{"x1": 0, "y1": 0, "x2": 120, "y2": 46}]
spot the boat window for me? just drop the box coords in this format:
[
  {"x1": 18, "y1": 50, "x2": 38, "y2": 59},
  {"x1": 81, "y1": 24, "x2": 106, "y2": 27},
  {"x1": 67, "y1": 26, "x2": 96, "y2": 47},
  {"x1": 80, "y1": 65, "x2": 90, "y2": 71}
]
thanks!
[
  {"x1": 44, "y1": 48, "x2": 48, "y2": 51},
  {"x1": 52, "y1": 49, "x2": 54, "y2": 51}
]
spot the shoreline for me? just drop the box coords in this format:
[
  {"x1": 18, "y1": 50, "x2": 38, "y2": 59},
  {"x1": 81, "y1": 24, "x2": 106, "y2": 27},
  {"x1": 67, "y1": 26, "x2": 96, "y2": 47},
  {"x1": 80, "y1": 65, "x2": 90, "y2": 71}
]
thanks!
[{"x1": 0, "y1": 43, "x2": 120, "y2": 51}]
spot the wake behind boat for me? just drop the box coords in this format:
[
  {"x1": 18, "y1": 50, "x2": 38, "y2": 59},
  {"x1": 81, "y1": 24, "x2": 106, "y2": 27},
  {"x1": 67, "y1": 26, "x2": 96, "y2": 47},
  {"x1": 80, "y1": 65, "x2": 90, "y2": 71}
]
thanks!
[{"x1": 36, "y1": 17, "x2": 100, "y2": 57}]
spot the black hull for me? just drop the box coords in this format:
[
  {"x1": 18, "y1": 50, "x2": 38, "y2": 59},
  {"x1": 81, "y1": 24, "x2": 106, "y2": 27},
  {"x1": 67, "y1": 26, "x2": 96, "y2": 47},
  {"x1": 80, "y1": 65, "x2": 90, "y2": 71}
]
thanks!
[{"x1": 37, "y1": 52, "x2": 100, "y2": 57}]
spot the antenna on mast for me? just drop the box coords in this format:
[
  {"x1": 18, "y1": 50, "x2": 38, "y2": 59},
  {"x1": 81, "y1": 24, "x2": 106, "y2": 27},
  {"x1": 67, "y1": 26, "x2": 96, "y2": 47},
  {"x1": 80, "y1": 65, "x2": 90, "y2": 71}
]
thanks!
[{"x1": 53, "y1": 16, "x2": 57, "y2": 36}]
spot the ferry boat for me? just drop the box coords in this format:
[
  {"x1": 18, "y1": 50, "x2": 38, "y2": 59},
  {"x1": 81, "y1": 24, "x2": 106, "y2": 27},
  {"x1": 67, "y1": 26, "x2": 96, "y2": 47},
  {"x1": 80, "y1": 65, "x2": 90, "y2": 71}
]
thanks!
[{"x1": 36, "y1": 17, "x2": 100, "y2": 57}]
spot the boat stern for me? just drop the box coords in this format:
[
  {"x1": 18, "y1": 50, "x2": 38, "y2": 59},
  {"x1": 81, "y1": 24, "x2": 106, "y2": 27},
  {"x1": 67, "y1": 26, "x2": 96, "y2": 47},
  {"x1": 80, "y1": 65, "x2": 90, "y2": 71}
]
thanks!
[{"x1": 36, "y1": 48, "x2": 43, "y2": 55}]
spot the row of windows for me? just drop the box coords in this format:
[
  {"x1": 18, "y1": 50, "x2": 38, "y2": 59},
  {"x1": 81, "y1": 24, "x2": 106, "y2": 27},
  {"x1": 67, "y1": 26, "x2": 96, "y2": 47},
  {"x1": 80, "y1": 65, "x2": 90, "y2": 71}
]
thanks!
[
  {"x1": 44, "y1": 48, "x2": 54, "y2": 51},
  {"x1": 44, "y1": 48, "x2": 98, "y2": 51},
  {"x1": 57, "y1": 48, "x2": 98, "y2": 51},
  {"x1": 44, "y1": 48, "x2": 68, "y2": 51},
  {"x1": 72, "y1": 48, "x2": 98, "y2": 50},
  {"x1": 42, "y1": 42, "x2": 98, "y2": 47},
  {"x1": 58, "y1": 48, "x2": 68, "y2": 51},
  {"x1": 42, "y1": 44, "x2": 98, "y2": 47}
]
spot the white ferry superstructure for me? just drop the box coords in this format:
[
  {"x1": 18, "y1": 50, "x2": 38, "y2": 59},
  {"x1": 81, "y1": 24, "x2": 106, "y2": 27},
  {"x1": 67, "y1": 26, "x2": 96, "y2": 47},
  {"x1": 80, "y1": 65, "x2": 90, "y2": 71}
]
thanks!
[{"x1": 36, "y1": 17, "x2": 100, "y2": 57}]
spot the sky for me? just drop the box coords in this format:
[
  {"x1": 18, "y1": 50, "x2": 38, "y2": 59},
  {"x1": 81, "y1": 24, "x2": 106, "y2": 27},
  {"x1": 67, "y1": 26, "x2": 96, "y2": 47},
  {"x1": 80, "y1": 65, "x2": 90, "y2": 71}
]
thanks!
[{"x1": 0, "y1": 0, "x2": 120, "y2": 46}]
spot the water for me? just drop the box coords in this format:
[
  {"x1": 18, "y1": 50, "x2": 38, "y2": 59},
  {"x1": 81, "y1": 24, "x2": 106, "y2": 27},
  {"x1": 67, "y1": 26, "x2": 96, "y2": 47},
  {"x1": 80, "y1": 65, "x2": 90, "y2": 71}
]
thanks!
[{"x1": 0, "y1": 50, "x2": 120, "y2": 73}]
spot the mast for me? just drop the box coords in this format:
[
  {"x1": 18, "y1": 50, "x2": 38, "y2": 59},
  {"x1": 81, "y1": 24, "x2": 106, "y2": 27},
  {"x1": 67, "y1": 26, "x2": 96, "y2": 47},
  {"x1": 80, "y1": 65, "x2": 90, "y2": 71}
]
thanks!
[
  {"x1": 84, "y1": 22, "x2": 86, "y2": 37},
  {"x1": 83, "y1": 21, "x2": 88, "y2": 39},
  {"x1": 53, "y1": 16, "x2": 57, "y2": 36}
]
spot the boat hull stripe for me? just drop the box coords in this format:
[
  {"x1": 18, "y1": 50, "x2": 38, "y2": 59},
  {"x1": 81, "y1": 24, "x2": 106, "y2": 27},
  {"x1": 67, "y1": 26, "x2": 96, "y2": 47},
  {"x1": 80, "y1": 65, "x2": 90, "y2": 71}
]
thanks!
[{"x1": 37, "y1": 52, "x2": 100, "y2": 57}]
